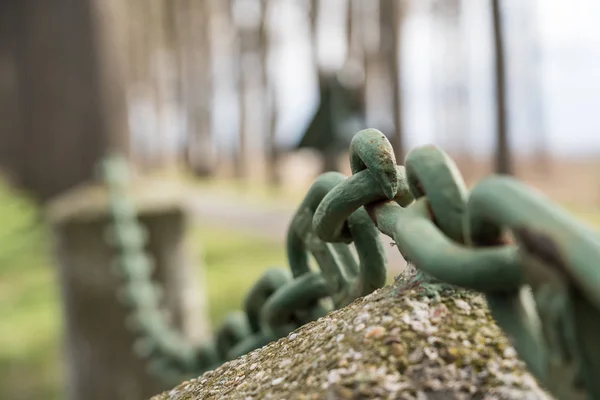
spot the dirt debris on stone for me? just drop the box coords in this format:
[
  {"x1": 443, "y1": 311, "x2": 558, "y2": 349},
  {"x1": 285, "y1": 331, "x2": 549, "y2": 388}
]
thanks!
[{"x1": 152, "y1": 275, "x2": 552, "y2": 400}]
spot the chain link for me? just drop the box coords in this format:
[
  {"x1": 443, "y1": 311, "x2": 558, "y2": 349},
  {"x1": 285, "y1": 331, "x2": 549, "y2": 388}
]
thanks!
[
  {"x1": 101, "y1": 155, "x2": 377, "y2": 385},
  {"x1": 103, "y1": 157, "x2": 206, "y2": 385},
  {"x1": 313, "y1": 128, "x2": 600, "y2": 400},
  {"x1": 102, "y1": 128, "x2": 600, "y2": 399}
]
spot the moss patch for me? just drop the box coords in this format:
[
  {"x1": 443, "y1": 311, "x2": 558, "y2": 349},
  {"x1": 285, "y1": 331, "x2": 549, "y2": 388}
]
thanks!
[{"x1": 152, "y1": 270, "x2": 551, "y2": 400}]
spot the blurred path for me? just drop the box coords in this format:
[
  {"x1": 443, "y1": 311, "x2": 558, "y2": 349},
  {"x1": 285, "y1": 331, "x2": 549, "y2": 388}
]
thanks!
[{"x1": 188, "y1": 191, "x2": 408, "y2": 274}]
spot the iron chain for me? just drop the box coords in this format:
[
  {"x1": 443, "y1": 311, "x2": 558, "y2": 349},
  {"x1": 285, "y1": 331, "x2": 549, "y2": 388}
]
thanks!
[
  {"x1": 103, "y1": 128, "x2": 600, "y2": 400},
  {"x1": 314, "y1": 128, "x2": 600, "y2": 400},
  {"x1": 102, "y1": 156, "x2": 379, "y2": 385}
]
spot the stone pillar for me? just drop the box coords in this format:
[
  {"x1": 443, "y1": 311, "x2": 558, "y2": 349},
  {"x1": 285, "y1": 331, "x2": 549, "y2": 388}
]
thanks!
[{"x1": 46, "y1": 180, "x2": 209, "y2": 400}]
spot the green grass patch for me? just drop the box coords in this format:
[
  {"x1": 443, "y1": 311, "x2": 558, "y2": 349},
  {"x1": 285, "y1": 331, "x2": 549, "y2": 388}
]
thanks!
[
  {"x1": 191, "y1": 224, "x2": 286, "y2": 327},
  {"x1": 0, "y1": 180, "x2": 63, "y2": 400},
  {"x1": 0, "y1": 176, "x2": 286, "y2": 399}
]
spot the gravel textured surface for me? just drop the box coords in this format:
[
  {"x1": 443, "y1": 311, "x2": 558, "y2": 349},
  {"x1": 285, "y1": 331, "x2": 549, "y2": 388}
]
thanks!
[{"x1": 152, "y1": 272, "x2": 552, "y2": 400}]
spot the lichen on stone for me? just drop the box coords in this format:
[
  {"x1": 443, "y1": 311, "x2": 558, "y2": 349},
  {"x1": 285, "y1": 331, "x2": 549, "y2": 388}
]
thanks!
[{"x1": 152, "y1": 268, "x2": 552, "y2": 400}]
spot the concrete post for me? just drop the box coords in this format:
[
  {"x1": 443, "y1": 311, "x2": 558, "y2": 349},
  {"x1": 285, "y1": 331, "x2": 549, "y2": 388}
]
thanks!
[{"x1": 47, "y1": 180, "x2": 209, "y2": 400}]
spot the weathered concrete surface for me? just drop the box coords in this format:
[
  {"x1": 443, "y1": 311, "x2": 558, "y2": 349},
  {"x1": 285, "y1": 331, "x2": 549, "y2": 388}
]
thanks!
[{"x1": 152, "y1": 272, "x2": 551, "y2": 400}]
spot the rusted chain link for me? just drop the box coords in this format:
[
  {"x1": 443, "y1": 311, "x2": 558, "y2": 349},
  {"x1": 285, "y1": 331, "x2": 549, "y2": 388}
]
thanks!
[{"x1": 104, "y1": 128, "x2": 600, "y2": 399}]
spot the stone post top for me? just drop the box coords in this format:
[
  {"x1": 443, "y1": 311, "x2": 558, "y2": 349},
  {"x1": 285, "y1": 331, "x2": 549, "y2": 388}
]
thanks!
[
  {"x1": 151, "y1": 277, "x2": 551, "y2": 400},
  {"x1": 46, "y1": 178, "x2": 192, "y2": 225}
]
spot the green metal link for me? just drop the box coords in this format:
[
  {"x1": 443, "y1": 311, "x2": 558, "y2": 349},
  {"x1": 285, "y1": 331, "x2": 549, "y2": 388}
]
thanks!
[
  {"x1": 366, "y1": 200, "x2": 523, "y2": 291},
  {"x1": 287, "y1": 172, "x2": 356, "y2": 274},
  {"x1": 404, "y1": 145, "x2": 469, "y2": 243},
  {"x1": 103, "y1": 155, "x2": 199, "y2": 382},
  {"x1": 286, "y1": 170, "x2": 388, "y2": 307},
  {"x1": 101, "y1": 127, "x2": 600, "y2": 400},
  {"x1": 349, "y1": 128, "x2": 399, "y2": 200},
  {"x1": 101, "y1": 154, "x2": 356, "y2": 385},
  {"x1": 260, "y1": 271, "x2": 330, "y2": 338},
  {"x1": 215, "y1": 311, "x2": 253, "y2": 360},
  {"x1": 313, "y1": 128, "x2": 600, "y2": 400},
  {"x1": 313, "y1": 130, "x2": 413, "y2": 245},
  {"x1": 102, "y1": 155, "x2": 287, "y2": 383},
  {"x1": 221, "y1": 268, "x2": 294, "y2": 359},
  {"x1": 244, "y1": 268, "x2": 292, "y2": 333},
  {"x1": 466, "y1": 176, "x2": 600, "y2": 398},
  {"x1": 225, "y1": 332, "x2": 274, "y2": 360},
  {"x1": 191, "y1": 341, "x2": 223, "y2": 373},
  {"x1": 467, "y1": 176, "x2": 600, "y2": 307},
  {"x1": 291, "y1": 206, "x2": 351, "y2": 294}
]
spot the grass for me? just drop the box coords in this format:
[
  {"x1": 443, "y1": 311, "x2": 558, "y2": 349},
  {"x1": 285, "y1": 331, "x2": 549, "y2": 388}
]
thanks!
[
  {"x1": 0, "y1": 181, "x2": 63, "y2": 400},
  {"x1": 0, "y1": 179, "x2": 286, "y2": 400},
  {"x1": 192, "y1": 225, "x2": 286, "y2": 327}
]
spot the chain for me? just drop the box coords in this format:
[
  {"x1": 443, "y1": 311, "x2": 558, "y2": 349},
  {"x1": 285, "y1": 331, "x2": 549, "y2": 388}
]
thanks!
[
  {"x1": 102, "y1": 128, "x2": 600, "y2": 400},
  {"x1": 101, "y1": 155, "x2": 383, "y2": 386},
  {"x1": 312, "y1": 128, "x2": 600, "y2": 400},
  {"x1": 102, "y1": 157, "x2": 220, "y2": 385}
]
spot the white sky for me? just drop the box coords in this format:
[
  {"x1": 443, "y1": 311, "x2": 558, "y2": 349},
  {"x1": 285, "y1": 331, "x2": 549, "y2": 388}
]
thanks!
[{"x1": 136, "y1": 0, "x2": 600, "y2": 158}]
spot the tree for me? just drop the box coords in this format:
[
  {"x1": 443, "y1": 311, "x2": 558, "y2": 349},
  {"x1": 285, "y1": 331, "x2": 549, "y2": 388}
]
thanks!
[
  {"x1": 345, "y1": 0, "x2": 362, "y2": 63},
  {"x1": 301, "y1": 0, "x2": 369, "y2": 173},
  {"x1": 0, "y1": 0, "x2": 128, "y2": 203},
  {"x1": 177, "y1": 0, "x2": 215, "y2": 177},
  {"x1": 430, "y1": 0, "x2": 471, "y2": 162},
  {"x1": 491, "y1": 0, "x2": 512, "y2": 174},
  {"x1": 379, "y1": 0, "x2": 405, "y2": 163},
  {"x1": 230, "y1": 0, "x2": 252, "y2": 180},
  {"x1": 296, "y1": 74, "x2": 366, "y2": 174},
  {"x1": 259, "y1": 0, "x2": 280, "y2": 186},
  {"x1": 308, "y1": 0, "x2": 339, "y2": 173},
  {"x1": 310, "y1": 0, "x2": 322, "y2": 84}
]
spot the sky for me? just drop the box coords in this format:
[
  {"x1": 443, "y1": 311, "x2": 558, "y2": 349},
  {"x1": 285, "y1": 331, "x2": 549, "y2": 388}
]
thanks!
[
  {"x1": 244, "y1": 0, "x2": 600, "y2": 157},
  {"x1": 130, "y1": 0, "x2": 600, "y2": 158}
]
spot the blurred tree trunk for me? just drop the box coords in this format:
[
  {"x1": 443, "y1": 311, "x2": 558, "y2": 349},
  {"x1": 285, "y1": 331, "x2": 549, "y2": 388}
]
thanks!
[
  {"x1": 361, "y1": 2, "x2": 380, "y2": 129},
  {"x1": 310, "y1": 0, "x2": 324, "y2": 85},
  {"x1": 310, "y1": 0, "x2": 318, "y2": 65},
  {"x1": 260, "y1": 0, "x2": 280, "y2": 186},
  {"x1": 431, "y1": 0, "x2": 471, "y2": 166},
  {"x1": 379, "y1": 0, "x2": 404, "y2": 163},
  {"x1": 162, "y1": 0, "x2": 183, "y2": 168},
  {"x1": 125, "y1": 0, "x2": 150, "y2": 168},
  {"x1": 309, "y1": 0, "x2": 338, "y2": 173},
  {"x1": 230, "y1": 0, "x2": 249, "y2": 180},
  {"x1": 129, "y1": 0, "x2": 157, "y2": 170},
  {"x1": 178, "y1": 0, "x2": 215, "y2": 177},
  {"x1": 345, "y1": 0, "x2": 366, "y2": 65},
  {"x1": 125, "y1": 0, "x2": 180, "y2": 171},
  {"x1": 491, "y1": 0, "x2": 512, "y2": 174},
  {"x1": 345, "y1": 0, "x2": 355, "y2": 60},
  {"x1": 525, "y1": 1, "x2": 549, "y2": 175},
  {"x1": 149, "y1": 0, "x2": 180, "y2": 169},
  {"x1": 0, "y1": 2, "x2": 23, "y2": 183},
  {"x1": 147, "y1": 0, "x2": 165, "y2": 169},
  {"x1": 0, "y1": 0, "x2": 128, "y2": 203}
]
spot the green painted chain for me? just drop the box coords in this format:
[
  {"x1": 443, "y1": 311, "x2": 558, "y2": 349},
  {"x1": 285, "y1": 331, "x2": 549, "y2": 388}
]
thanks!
[
  {"x1": 314, "y1": 129, "x2": 600, "y2": 400},
  {"x1": 101, "y1": 151, "x2": 389, "y2": 387},
  {"x1": 103, "y1": 128, "x2": 600, "y2": 400}
]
